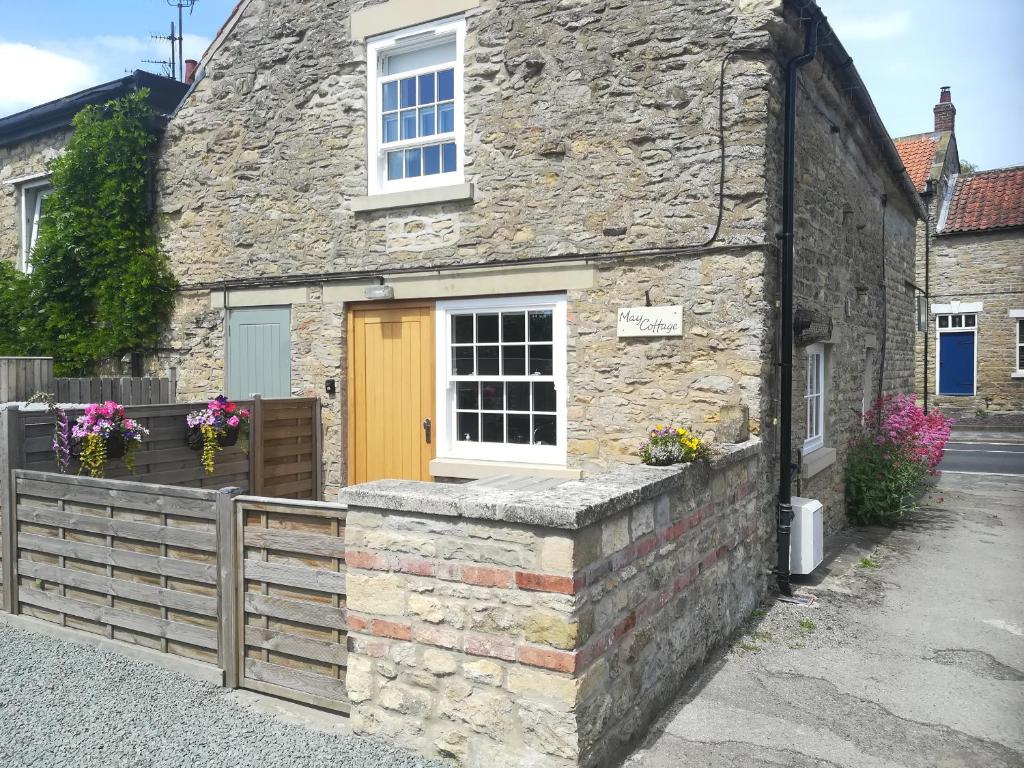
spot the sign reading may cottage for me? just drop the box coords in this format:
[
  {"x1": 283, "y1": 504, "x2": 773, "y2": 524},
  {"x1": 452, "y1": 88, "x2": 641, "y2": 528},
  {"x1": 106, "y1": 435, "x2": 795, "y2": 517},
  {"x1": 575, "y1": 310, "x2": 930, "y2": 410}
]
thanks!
[{"x1": 616, "y1": 306, "x2": 684, "y2": 338}]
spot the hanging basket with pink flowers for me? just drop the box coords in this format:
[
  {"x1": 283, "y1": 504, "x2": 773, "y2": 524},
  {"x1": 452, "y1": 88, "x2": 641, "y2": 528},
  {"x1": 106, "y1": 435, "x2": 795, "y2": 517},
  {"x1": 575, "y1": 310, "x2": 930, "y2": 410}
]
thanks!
[
  {"x1": 67, "y1": 401, "x2": 149, "y2": 478},
  {"x1": 186, "y1": 395, "x2": 251, "y2": 473}
]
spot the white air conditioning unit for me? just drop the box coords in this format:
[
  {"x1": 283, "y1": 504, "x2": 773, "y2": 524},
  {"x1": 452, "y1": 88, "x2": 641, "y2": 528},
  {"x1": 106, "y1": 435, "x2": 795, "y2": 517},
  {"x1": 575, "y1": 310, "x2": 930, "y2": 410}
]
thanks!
[{"x1": 789, "y1": 496, "x2": 823, "y2": 574}]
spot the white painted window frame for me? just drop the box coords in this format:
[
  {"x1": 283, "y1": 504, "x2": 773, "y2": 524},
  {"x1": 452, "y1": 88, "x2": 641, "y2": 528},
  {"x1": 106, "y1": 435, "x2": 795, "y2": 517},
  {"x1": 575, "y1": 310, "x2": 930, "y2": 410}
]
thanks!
[
  {"x1": 365, "y1": 16, "x2": 466, "y2": 196},
  {"x1": 18, "y1": 178, "x2": 53, "y2": 274},
  {"x1": 934, "y1": 312, "x2": 979, "y2": 396},
  {"x1": 803, "y1": 343, "x2": 825, "y2": 453},
  {"x1": 435, "y1": 294, "x2": 568, "y2": 466},
  {"x1": 1011, "y1": 309, "x2": 1024, "y2": 378}
]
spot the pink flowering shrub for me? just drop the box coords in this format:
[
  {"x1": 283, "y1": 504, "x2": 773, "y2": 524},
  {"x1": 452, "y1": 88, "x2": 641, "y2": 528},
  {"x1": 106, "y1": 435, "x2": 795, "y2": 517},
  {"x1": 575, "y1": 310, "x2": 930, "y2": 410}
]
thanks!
[{"x1": 846, "y1": 395, "x2": 953, "y2": 525}]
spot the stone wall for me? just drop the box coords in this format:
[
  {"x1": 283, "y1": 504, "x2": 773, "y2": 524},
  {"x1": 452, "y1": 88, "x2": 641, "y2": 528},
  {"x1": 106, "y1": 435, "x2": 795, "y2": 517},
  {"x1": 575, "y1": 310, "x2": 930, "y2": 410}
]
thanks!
[
  {"x1": 760, "y1": 36, "x2": 920, "y2": 532},
  {"x1": 919, "y1": 229, "x2": 1024, "y2": 419},
  {"x1": 340, "y1": 441, "x2": 769, "y2": 767},
  {"x1": 0, "y1": 129, "x2": 69, "y2": 267},
  {"x1": 150, "y1": 0, "x2": 785, "y2": 495}
]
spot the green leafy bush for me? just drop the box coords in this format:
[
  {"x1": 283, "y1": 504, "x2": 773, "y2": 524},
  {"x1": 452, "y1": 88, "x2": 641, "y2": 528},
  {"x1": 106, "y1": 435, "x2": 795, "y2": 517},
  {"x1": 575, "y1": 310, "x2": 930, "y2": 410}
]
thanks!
[
  {"x1": 845, "y1": 438, "x2": 928, "y2": 525},
  {"x1": 16, "y1": 90, "x2": 176, "y2": 374},
  {"x1": 0, "y1": 262, "x2": 32, "y2": 355}
]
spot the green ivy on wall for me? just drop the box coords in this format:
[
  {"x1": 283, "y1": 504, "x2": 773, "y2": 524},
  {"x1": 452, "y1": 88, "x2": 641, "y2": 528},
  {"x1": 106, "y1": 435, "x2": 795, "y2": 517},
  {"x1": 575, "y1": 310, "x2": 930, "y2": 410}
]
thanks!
[{"x1": 0, "y1": 90, "x2": 176, "y2": 375}]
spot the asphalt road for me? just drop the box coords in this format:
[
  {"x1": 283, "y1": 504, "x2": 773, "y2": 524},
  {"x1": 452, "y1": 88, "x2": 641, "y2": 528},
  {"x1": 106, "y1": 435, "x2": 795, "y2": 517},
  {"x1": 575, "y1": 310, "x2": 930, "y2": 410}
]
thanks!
[{"x1": 941, "y1": 441, "x2": 1024, "y2": 475}]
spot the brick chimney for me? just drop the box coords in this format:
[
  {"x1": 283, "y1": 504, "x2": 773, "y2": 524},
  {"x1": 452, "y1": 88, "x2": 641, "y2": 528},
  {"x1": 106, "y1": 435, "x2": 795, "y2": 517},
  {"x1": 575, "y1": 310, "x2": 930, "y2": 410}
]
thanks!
[
  {"x1": 184, "y1": 59, "x2": 199, "y2": 85},
  {"x1": 934, "y1": 86, "x2": 955, "y2": 133}
]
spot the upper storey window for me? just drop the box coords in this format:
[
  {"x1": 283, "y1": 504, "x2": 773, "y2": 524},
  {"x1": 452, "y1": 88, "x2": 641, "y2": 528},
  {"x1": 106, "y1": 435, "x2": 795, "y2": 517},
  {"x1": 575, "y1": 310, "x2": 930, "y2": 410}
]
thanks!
[{"x1": 366, "y1": 17, "x2": 465, "y2": 195}]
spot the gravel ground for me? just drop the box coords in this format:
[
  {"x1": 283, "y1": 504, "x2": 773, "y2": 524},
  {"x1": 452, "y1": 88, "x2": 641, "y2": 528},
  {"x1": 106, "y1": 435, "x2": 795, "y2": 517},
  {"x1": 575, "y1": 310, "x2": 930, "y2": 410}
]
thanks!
[{"x1": 0, "y1": 624, "x2": 451, "y2": 768}]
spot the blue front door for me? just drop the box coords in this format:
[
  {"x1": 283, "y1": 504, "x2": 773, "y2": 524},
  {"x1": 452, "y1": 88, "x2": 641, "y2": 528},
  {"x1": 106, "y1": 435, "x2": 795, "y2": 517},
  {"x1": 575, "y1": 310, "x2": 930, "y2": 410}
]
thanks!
[{"x1": 939, "y1": 331, "x2": 974, "y2": 395}]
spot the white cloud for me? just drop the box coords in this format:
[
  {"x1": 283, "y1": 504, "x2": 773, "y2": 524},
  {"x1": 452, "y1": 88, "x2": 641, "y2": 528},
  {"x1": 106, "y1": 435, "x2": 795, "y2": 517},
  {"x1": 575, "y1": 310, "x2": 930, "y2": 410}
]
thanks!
[
  {"x1": 0, "y1": 43, "x2": 99, "y2": 116},
  {"x1": 828, "y1": 10, "x2": 911, "y2": 41},
  {"x1": 0, "y1": 31, "x2": 212, "y2": 118}
]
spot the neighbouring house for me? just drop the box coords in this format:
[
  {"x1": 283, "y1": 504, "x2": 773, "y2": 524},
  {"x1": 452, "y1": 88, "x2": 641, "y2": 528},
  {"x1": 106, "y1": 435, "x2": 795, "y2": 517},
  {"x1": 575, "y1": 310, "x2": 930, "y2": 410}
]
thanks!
[
  {"x1": 896, "y1": 88, "x2": 1024, "y2": 421},
  {"x1": 0, "y1": 71, "x2": 189, "y2": 274}
]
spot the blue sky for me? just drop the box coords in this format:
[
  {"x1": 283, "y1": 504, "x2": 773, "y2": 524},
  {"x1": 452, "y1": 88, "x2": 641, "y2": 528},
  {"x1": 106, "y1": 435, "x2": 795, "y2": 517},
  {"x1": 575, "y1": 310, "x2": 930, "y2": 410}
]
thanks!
[{"x1": 1, "y1": 0, "x2": 1021, "y2": 170}]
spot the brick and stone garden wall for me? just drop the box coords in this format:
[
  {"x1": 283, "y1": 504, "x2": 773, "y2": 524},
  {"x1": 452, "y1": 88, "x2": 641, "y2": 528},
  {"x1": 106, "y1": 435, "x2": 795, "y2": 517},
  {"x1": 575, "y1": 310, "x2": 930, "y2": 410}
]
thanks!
[{"x1": 340, "y1": 440, "x2": 769, "y2": 767}]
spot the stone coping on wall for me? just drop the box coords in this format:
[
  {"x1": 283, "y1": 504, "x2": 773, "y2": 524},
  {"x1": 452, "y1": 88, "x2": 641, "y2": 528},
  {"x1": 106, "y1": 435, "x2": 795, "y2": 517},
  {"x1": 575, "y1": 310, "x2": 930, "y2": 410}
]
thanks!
[{"x1": 340, "y1": 438, "x2": 762, "y2": 530}]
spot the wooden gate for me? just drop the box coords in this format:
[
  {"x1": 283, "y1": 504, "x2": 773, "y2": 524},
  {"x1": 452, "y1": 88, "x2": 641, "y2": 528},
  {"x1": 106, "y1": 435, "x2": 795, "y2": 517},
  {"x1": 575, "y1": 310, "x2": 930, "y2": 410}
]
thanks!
[
  {"x1": 234, "y1": 495, "x2": 348, "y2": 712},
  {"x1": 250, "y1": 397, "x2": 322, "y2": 500}
]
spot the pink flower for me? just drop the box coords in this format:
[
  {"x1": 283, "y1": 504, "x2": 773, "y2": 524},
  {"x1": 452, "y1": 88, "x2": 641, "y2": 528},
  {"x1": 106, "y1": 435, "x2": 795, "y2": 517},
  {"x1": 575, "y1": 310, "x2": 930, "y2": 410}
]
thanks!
[{"x1": 227, "y1": 416, "x2": 240, "y2": 428}]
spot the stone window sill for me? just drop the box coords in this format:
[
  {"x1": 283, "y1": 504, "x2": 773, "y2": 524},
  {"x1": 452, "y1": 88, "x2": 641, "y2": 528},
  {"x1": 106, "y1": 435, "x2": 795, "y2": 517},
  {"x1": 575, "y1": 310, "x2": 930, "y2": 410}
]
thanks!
[
  {"x1": 801, "y1": 446, "x2": 837, "y2": 479},
  {"x1": 350, "y1": 183, "x2": 475, "y2": 213},
  {"x1": 429, "y1": 457, "x2": 582, "y2": 482},
  {"x1": 1011, "y1": 371, "x2": 1024, "y2": 379}
]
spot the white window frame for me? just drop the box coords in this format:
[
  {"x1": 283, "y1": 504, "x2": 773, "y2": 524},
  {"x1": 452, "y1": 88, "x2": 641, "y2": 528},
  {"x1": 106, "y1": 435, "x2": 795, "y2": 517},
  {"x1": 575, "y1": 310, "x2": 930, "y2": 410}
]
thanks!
[
  {"x1": 365, "y1": 16, "x2": 466, "y2": 197},
  {"x1": 435, "y1": 294, "x2": 568, "y2": 466},
  {"x1": 1011, "y1": 310, "x2": 1024, "y2": 378},
  {"x1": 803, "y1": 343, "x2": 825, "y2": 454},
  {"x1": 19, "y1": 178, "x2": 53, "y2": 273},
  {"x1": 934, "y1": 312, "x2": 979, "y2": 396}
]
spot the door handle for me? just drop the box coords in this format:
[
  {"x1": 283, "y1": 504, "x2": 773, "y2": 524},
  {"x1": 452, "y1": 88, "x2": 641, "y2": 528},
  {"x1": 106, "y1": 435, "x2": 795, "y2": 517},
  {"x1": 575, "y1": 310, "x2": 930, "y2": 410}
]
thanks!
[{"x1": 422, "y1": 418, "x2": 432, "y2": 445}]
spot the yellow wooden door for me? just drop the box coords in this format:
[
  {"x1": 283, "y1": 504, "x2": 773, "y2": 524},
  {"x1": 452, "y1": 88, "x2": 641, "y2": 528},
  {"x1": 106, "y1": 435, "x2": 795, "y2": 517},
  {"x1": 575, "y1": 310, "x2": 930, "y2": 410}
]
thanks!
[{"x1": 347, "y1": 303, "x2": 434, "y2": 484}]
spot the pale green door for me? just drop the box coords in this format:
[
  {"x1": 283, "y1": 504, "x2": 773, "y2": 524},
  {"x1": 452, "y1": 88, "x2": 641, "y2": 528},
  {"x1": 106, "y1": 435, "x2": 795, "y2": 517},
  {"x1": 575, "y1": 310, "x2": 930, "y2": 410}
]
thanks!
[{"x1": 226, "y1": 307, "x2": 291, "y2": 399}]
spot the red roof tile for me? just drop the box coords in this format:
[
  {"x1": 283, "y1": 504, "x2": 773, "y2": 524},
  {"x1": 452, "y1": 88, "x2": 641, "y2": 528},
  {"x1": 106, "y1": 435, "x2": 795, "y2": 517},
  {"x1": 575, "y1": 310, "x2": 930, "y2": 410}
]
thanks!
[
  {"x1": 894, "y1": 134, "x2": 940, "y2": 193},
  {"x1": 942, "y1": 166, "x2": 1024, "y2": 234}
]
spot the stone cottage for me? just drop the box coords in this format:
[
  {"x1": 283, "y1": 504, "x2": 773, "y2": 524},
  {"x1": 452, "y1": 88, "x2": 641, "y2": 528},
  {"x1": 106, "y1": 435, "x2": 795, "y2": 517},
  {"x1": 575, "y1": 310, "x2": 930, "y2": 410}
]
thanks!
[
  {"x1": 0, "y1": 71, "x2": 188, "y2": 273},
  {"x1": 895, "y1": 88, "x2": 1024, "y2": 421},
  {"x1": 146, "y1": 0, "x2": 922, "y2": 763}
]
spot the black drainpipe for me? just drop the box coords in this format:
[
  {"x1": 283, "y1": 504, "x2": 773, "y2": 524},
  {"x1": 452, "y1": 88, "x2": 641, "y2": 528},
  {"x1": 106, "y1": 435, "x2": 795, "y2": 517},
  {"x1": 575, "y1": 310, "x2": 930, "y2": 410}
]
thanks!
[
  {"x1": 922, "y1": 184, "x2": 933, "y2": 413},
  {"x1": 776, "y1": 8, "x2": 821, "y2": 597}
]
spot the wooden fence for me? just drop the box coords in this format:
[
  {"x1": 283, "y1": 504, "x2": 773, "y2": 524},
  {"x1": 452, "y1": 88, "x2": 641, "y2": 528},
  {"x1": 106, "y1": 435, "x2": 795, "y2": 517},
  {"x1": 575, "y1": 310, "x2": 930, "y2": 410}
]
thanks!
[
  {"x1": 250, "y1": 396, "x2": 321, "y2": 500},
  {"x1": 0, "y1": 471, "x2": 348, "y2": 710},
  {"x1": 54, "y1": 377, "x2": 177, "y2": 406},
  {"x1": 0, "y1": 358, "x2": 53, "y2": 403},
  {"x1": 235, "y1": 496, "x2": 348, "y2": 711},
  {"x1": 5, "y1": 470, "x2": 235, "y2": 666}
]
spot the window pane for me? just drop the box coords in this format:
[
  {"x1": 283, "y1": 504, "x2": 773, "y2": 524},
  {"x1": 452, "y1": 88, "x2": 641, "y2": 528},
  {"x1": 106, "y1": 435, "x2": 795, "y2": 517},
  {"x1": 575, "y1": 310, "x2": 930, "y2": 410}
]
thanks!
[
  {"x1": 419, "y1": 107, "x2": 436, "y2": 137},
  {"x1": 442, "y1": 142, "x2": 457, "y2": 173},
  {"x1": 480, "y1": 382, "x2": 503, "y2": 410},
  {"x1": 383, "y1": 41, "x2": 456, "y2": 76},
  {"x1": 453, "y1": 314, "x2": 474, "y2": 343},
  {"x1": 481, "y1": 413, "x2": 504, "y2": 443},
  {"x1": 507, "y1": 414, "x2": 530, "y2": 444},
  {"x1": 478, "y1": 346, "x2": 499, "y2": 375},
  {"x1": 401, "y1": 109, "x2": 417, "y2": 140},
  {"x1": 965, "y1": 314, "x2": 976, "y2": 327},
  {"x1": 387, "y1": 151, "x2": 404, "y2": 180},
  {"x1": 529, "y1": 311, "x2": 553, "y2": 341},
  {"x1": 477, "y1": 313, "x2": 499, "y2": 343},
  {"x1": 533, "y1": 415, "x2": 556, "y2": 446},
  {"x1": 405, "y1": 147, "x2": 422, "y2": 177},
  {"x1": 503, "y1": 345, "x2": 526, "y2": 375},
  {"x1": 456, "y1": 382, "x2": 478, "y2": 410},
  {"x1": 502, "y1": 313, "x2": 525, "y2": 342},
  {"x1": 529, "y1": 344, "x2": 553, "y2": 376},
  {"x1": 400, "y1": 77, "x2": 416, "y2": 108},
  {"x1": 438, "y1": 68, "x2": 455, "y2": 101},
  {"x1": 438, "y1": 102, "x2": 455, "y2": 133},
  {"x1": 533, "y1": 382, "x2": 556, "y2": 413},
  {"x1": 1019, "y1": 345, "x2": 1024, "y2": 370},
  {"x1": 418, "y1": 73, "x2": 435, "y2": 105},
  {"x1": 423, "y1": 144, "x2": 441, "y2": 175},
  {"x1": 939, "y1": 316, "x2": 949, "y2": 328},
  {"x1": 454, "y1": 346, "x2": 474, "y2": 375},
  {"x1": 382, "y1": 112, "x2": 398, "y2": 143},
  {"x1": 507, "y1": 382, "x2": 529, "y2": 411},
  {"x1": 457, "y1": 412, "x2": 479, "y2": 442},
  {"x1": 382, "y1": 81, "x2": 398, "y2": 111}
]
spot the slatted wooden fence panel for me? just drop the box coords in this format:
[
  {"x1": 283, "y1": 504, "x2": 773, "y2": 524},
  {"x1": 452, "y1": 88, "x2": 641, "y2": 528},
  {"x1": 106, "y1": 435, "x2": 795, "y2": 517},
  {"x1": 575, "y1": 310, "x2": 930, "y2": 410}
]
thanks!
[
  {"x1": 236, "y1": 495, "x2": 347, "y2": 712},
  {"x1": 11, "y1": 470, "x2": 231, "y2": 666},
  {"x1": 54, "y1": 377, "x2": 177, "y2": 406},
  {"x1": 0, "y1": 358, "x2": 53, "y2": 403},
  {"x1": 251, "y1": 397, "x2": 321, "y2": 500},
  {"x1": 19, "y1": 403, "x2": 252, "y2": 492}
]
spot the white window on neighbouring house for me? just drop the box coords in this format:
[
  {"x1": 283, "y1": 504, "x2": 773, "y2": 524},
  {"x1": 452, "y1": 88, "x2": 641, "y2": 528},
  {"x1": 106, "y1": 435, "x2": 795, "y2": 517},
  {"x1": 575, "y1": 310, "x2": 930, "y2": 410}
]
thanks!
[
  {"x1": 19, "y1": 179, "x2": 53, "y2": 273},
  {"x1": 1015, "y1": 315, "x2": 1024, "y2": 376},
  {"x1": 436, "y1": 295, "x2": 567, "y2": 465},
  {"x1": 366, "y1": 16, "x2": 465, "y2": 196},
  {"x1": 804, "y1": 343, "x2": 825, "y2": 453}
]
